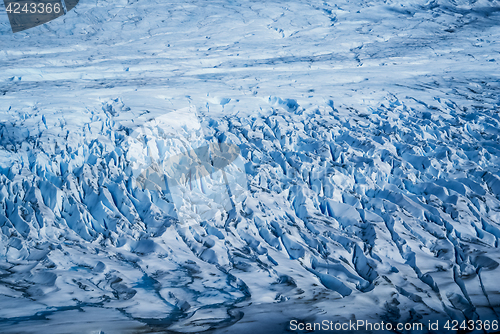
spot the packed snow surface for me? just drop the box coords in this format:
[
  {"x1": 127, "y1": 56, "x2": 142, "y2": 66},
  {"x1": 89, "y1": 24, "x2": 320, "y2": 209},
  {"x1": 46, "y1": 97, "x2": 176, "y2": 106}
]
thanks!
[{"x1": 0, "y1": 0, "x2": 499, "y2": 333}]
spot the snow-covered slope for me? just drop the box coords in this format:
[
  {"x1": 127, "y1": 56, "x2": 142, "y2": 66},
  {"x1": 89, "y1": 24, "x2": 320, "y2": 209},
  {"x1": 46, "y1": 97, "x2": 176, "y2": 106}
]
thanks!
[{"x1": 0, "y1": 0, "x2": 499, "y2": 333}]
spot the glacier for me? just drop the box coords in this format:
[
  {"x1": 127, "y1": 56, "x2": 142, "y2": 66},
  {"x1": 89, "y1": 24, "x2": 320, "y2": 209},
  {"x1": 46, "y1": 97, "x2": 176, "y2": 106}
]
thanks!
[{"x1": 0, "y1": 0, "x2": 499, "y2": 333}]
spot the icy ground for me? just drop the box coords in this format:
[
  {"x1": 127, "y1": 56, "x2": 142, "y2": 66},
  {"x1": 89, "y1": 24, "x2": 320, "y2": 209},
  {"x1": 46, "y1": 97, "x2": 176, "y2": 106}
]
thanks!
[{"x1": 0, "y1": 0, "x2": 500, "y2": 333}]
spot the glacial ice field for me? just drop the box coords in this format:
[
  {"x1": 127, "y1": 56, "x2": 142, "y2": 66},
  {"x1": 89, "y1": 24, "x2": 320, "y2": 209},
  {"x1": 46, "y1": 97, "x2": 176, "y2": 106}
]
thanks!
[{"x1": 0, "y1": 0, "x2": 499, "y2": 333}]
